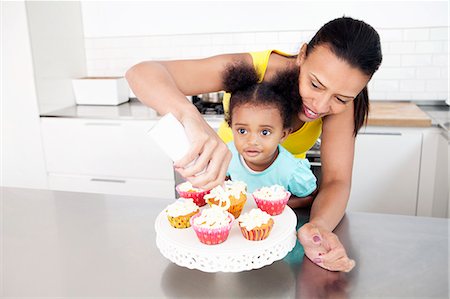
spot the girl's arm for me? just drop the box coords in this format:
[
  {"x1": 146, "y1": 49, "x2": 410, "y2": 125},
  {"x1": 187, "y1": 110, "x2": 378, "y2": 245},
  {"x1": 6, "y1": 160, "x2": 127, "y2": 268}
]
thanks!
[
  {"x1": 125, "y1": 54, "x2": 251, "y2": 189},
  {"x1": 298, "y1": 103, "x2": 356, "y2": 272}
]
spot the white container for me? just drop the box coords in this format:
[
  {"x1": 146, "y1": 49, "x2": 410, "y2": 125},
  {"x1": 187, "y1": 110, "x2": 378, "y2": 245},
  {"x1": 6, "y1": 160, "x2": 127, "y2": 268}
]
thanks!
[{"x1": 72, "y1": 77, "x2": 130, "y2": 105}]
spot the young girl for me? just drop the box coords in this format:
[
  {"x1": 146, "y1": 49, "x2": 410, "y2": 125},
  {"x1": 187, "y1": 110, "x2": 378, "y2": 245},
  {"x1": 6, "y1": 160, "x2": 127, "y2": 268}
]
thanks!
[{"x1": 223, "y1": 62, "x2": 317, "y2": 207}]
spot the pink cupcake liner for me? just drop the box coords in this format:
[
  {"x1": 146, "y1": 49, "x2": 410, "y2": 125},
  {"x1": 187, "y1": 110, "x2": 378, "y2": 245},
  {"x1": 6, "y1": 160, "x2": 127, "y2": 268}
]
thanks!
[
  {"x1": 252, "y1": 190, "x2": 291, "y2": 216},
  {"x1": 189, "y1": 212, "x2": 235, "y2": 245},
  {"x1": 176, "y1": 185, "x2": 210, "y2": 207}
]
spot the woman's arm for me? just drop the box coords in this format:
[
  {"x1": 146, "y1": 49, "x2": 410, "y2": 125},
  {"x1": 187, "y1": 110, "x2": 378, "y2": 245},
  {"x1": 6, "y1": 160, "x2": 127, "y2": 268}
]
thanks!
[
  {"x1": 298, "y1": 103, "x2": 356, "y2": 272},
  {"x1": 125, "y1": 54, "x2": 251, "y2": 189},
  {"x1": 310, "y1": 104, "x2": 355, "y2": 231}
]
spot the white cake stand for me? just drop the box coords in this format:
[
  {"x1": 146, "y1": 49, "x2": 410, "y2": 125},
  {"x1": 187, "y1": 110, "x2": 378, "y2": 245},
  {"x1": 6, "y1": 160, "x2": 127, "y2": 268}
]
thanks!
[{"x1": 155, "y1": 197, "x2": 297, "y2": 273}]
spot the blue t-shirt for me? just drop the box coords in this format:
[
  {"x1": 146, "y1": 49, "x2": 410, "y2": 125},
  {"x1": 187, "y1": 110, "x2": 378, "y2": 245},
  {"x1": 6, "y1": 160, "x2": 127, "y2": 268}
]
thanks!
[{"x1": 226, "y1": 142, "x2": 317, "y2": 196}]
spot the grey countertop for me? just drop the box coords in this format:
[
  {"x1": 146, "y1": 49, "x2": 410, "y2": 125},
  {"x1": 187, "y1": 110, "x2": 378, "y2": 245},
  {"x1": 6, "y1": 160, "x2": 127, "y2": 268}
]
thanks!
[
  {"x1": 39, "y1": 98, "x2": 226, "y2": 124},
  {"x1": 2, "y1": 187, "x2": 448, "y2": 298},
  {"x1": 40, "y1": 99, "x2": 449, "y2": 134}
]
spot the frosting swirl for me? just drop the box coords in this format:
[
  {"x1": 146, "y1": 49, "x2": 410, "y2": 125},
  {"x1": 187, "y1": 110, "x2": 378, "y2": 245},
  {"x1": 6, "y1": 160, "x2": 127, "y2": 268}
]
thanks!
[
  {"x1": 165, "y1": 198, "x2": 199, "y2": 217},
  {"x1": 252, "y1": 185, "x2": 288, "y2": 201},
  {"x1": 193, "y1": 205, "x2": 231, "y2": 228},
  {"x1": 177, "y1": 181, "x2": 205, "y2": 192},
  {"x1": 237, "y1": 208, "x2": 272, "y2": 230}
]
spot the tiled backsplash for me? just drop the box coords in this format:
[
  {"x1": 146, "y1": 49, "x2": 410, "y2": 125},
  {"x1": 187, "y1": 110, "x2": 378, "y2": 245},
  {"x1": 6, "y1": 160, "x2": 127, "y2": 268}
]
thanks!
[{"x1": 85, "y1": 27, "x2": 448, "y2": 101}]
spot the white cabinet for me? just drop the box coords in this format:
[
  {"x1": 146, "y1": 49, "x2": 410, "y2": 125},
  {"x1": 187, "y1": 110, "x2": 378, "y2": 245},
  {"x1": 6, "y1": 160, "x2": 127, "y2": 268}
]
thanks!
[
  {"x1": 40, "y1": 117, "x2": 175, "y2": 198},
  {"x1": 348, "y1": 127, "x2": 423, "y2": 215}
]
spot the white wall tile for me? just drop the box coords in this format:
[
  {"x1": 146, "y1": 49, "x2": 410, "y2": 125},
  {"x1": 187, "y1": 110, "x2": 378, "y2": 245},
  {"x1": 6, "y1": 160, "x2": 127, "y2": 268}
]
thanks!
[
  {"x1": 373, "y1": 80, "x2": 399, "y2": 92},
  {"x1": 400, "y1": 80, "x2": 426, "y2": 92},
  {"x1": 416, "y1": 67, "x2": 441, "y2": 79},
  {"x1": 415, "y1": 41, "x2": 443, "y2": 53},
  {"x1": 211, "y1": 33, "x2": 234, "y2": 46},
  {"x1": 381, "y1": 54, "x2": 402, "y2": 67},
  {"x1": 410, "y1": 92, "x2": 438, "y2": 100},
  {"x1": 278, "y1": 31, "x2": 302, "y2": 43},
  {"x1": 379, "y1": 29, "x2": 403, "y2": 42},
  {"x1": 403, "y1": 28, "x2": 429, "y2": 41},
  {"x1": 432, "y1": 54, "x2": 448, "y2": 66},
  {"x1": 84, "y1": 26, "x2": 448, "y2": 102},
  {"x1": 426, "y1": 79, "x2": 449, "y2": 92},
  {"x1": 254, "y1": 32, "x2": 278, "y2": 44},
  {"x1": 386, "y1": 91, "x2": 411, "y2": 99},
  {"x1": 401, "y1": 54, "x2": 432, "y2": 66},
  {"x1": 430, "y1": 27, "x2": 449, "y2": 40},
  {"x1": 374, "y1": 67, "x2": 415, "y2": 80},
  {"x1": 232, "y1": 33, "x2": 255, "y2": 45},
  {"x1": 387, "y1": 42, "x2": 415, "y2": 54}
]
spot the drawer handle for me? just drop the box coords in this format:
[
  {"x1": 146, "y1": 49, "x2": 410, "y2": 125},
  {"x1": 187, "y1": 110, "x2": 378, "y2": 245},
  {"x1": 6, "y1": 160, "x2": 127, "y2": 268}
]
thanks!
[
  {"x1": 358, "y1": 132, "x2": 402, "y2": 136},
  {"x1": 90, "y1": 178, "x2": 126, "y2": 183},
  {"x1": 309, "y1": 162, "x2": 322, "y2": 167},
  {"x1": 84, "y1": 122, "x2": 122, "y2": 127}
]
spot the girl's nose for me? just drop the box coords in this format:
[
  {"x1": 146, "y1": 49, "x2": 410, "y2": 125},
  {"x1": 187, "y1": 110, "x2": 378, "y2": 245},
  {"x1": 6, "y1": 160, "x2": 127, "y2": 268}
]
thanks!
[{"x1": 248, "y1": 133, "x2": 259, "y2": 145}]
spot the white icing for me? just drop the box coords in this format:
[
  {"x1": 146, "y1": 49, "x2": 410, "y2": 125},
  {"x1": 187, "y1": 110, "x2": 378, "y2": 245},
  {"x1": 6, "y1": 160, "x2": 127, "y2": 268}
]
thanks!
[
  {"x1": 193, "y1": 205, "x2": 231, "y2": 229},
  {"x1": 204, "y1": 180, "x2": 246, "y2": 207},
  {"x1": 165, "y1": 198, "x2": 199, "y2": 217},
  {"x1": 237, "y1": 208, "x2": 272, "y2": 230},
  {"x1": 252, "y1": 185, "x2": 288, "y2": 201},
  {"x1": 177, "y1": 181, "x2": 205, "y2": 192}
]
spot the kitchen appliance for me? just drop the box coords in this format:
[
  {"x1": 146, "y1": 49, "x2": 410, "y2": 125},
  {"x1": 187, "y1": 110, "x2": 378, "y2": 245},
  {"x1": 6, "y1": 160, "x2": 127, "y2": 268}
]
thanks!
[
  {"x1": 72, "y1": 77, "x2": 130, "y2": 105},
  {"x1": 306, "y1": 139, "x2": 322, "y2": 185},
  {"x1": 193, "y1": 92, "x2": 224, "y2": 115}
]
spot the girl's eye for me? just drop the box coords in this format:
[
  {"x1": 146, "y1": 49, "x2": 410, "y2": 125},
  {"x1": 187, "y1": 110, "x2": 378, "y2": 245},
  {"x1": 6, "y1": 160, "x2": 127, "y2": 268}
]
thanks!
[
  {"x1": 238, "y1": 128, "x2": 247, "y2": 135},
  {"x1": 261, "y1": 129, "x2": 271, "y2": 136}
]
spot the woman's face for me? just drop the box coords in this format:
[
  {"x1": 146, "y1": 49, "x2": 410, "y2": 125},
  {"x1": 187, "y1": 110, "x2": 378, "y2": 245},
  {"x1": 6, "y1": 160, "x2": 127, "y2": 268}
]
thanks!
[
  {"x1": 231, "y1": 103, "x2": 290, "y2": 172},
  {"x1": 297, "y1": 44, "x2": 370, "y2": 122}
]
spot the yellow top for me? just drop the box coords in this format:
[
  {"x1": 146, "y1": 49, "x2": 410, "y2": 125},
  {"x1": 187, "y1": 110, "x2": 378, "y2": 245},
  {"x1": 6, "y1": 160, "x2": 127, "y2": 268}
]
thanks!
[{"x1": 218, "y1": 49, "x2": 322, "y2": 159}]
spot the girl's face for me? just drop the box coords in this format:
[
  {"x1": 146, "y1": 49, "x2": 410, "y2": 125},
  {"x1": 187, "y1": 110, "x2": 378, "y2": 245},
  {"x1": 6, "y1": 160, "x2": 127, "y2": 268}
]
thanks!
[
  {"x1": 297, "y1": 44, "x2": 371, "y2": 122},
  {"x1": 231, "y1": 103, "x2": 290, "y2": 172}
]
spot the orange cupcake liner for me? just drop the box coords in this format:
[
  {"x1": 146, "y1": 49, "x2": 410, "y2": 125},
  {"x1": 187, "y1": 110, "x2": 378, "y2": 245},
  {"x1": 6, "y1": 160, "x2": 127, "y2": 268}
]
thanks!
[{"x1": 239, "y1": 218, "x2": 274, "y2": 241}]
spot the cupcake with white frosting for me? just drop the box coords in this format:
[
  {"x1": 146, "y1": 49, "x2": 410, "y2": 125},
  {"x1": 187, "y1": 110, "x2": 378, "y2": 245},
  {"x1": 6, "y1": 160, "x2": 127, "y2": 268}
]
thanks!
[
  {"x1": 165, "y1": 197, "x2": 199, "y2": 229},
  {"x1": 176, "y1": 181, "x2": 210, "y2": 207},
  {"x1": 190, "y1": 204, "x2": 234, "y2": 245},
  {"x1": 252, "y1": 185, "x2": 291, "y2": 216},
  {"x1": 237, "y1": 208, "x2": 274, "y2": 241},
  {"x1": 205, "y1": 180, "x2": 247, "y2": 218}
]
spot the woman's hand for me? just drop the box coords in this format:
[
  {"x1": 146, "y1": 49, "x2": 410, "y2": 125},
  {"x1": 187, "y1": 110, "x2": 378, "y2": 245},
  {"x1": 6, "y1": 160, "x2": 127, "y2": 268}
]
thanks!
[
  {"x1": 174, "y1": 111, "x2": 232, "y2": 190},
  {"x1": 298, "y1": 222, "x2": 355, "y2": 272}
]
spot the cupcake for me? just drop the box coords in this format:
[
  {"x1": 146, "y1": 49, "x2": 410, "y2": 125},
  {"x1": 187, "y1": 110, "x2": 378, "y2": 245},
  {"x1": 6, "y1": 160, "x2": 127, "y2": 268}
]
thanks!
[
  {"x1": 165, "y1": 197, "x2": 199, "y2": 229},
  {"x1": 204, "y1": 180, "x2": 247, "y2": 218},
  {"x1": 237, "y1": 208, "x2": 274, "y2": 241},
  {"x1": 176, "y1": 181, "x2": 210, "y2": 207},
  {"x1": 190, "y1": 205, "x2": 235, "y2": 245},
  {"x1": 252, "y1": 185, "x2": 291, "y2": 216}
]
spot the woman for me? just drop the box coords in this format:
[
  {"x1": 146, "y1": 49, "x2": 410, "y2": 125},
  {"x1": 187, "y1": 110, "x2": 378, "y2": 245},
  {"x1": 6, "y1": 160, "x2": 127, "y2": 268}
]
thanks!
[{"x1": 126, "y1": 16, "x2": 382, "y2": 272}]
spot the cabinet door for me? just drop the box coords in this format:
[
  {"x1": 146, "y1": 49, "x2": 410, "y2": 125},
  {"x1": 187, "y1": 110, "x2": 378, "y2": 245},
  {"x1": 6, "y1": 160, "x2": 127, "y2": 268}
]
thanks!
[
  {"x1": 48, "y1": 173, "x2": 175, "y2": 198},
  {"x1": 348, "y1": 130, "x2": 422, "y2": 215},
  {"x1": 41, "y1": 118, "x2": 174, "y2": 180}
]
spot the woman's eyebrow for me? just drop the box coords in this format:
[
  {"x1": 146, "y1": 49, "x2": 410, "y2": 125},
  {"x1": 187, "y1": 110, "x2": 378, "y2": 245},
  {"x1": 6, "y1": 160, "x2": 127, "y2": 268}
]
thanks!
[{"x1": 311, "y1": 73, "x2": 355, "y2": 99}]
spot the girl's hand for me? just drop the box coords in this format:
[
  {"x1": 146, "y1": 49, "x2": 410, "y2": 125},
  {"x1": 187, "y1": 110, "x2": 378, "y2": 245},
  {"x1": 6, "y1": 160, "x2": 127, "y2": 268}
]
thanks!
[
  {"x1": 298, "y1": 222, "x2": 355, "y2": 272},
  {"x1": 174, "y1": 112, "x2": 232, "y2": 190}
]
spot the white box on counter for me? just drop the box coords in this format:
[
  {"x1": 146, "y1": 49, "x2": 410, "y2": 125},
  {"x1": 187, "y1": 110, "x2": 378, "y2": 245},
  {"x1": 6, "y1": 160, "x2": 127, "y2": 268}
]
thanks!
[{"x1": 72, "y1": 77, "x2": 130, "y2": 105}]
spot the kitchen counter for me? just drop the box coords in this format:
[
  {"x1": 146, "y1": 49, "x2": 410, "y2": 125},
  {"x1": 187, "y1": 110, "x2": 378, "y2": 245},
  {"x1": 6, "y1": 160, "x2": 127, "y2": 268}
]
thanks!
[
  {"x1": 41, "y1": 99, "x2": 437, "y2": 128},
  {"x1": 2, "y1": 187, "x2": 448, "y2": 298},
  {"x1": 39, "y1": 98, "x2": 225, "y2": 125}
]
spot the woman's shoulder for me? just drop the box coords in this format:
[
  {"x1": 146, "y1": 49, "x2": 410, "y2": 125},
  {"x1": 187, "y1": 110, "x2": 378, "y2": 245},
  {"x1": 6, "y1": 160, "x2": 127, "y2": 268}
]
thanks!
[{"x1": 265, "y1": 50, "x2": 297, "y2": 81}]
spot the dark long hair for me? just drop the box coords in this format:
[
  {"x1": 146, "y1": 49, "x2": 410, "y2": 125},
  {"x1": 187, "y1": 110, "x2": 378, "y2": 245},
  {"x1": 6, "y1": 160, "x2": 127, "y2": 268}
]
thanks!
[
  {"x1": 222, "y1": 62, "x2": 300, "y2": 130},
  {"x1": 307, "y1": 17, "x2": 382, "y2": 136}
]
